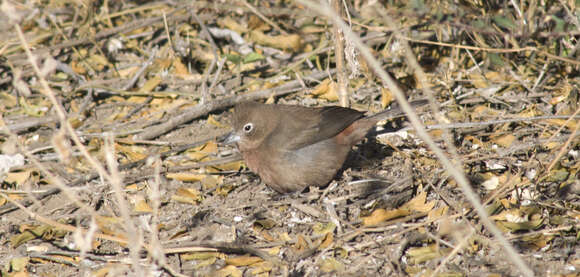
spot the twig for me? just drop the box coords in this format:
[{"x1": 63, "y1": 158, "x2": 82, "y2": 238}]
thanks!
[
  {"x1": 103, "y1": 133, "x2": 143, "y2": 274},
  {"x1": 164, "y1": 241, "x2": 283, "y2": 266},
  {"x1": 208, "y1": 57, "x2": 227, "y2": 93},
  {"x1": 122, "y1": 49, "x2": 156, "y2": 90},
  {"x1": 332, "y1": 0, "x2": 348, "y2": 107},
  {"x1": 547, "y1": 112, "x2": 580, "y2": 172},
  {"x1": 429, "y1": 228, "x2": 476, "y2": 277},
  {"x1": 241, "y1": 0, "x2": 288, "y2": 35},
  {"x1": 402, "y1": 36, "x2": 580, "y2": 66},
  {"x1": 162, "y1": 11, "x2": 174, "y2": 50},
  {"x1": 5, "y1": 115, "x2": 58, "y2": 133},
  {"x1": 191, "y1": 8, "x2": 219, "y2": 103},
  {"x1": 413, "y1": 115, "x2": 580, "y2": 131}
]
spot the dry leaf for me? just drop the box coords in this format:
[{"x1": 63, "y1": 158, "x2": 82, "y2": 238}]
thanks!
[
  {"x1": 254, "y1": 219, "x2": 277, "y2": 230},
  {"x1": 172, "y1": 58, "x2": 189, "y2": 76},
  {"x1": 470, "y1": 73, "x2": 488, "y2": 88},
  {"x1": 362, "y1": 190, "x2": 434, "y2": 226},
  {"x1": 218, "y1": 17, "x2": 247, "y2": 34},
  {"x1": 9, "y1": 257, "x2": 29, "y2": 273},
  {"x1": 138, "y1": 76, "x2": 162, "y2": 93},
  {"x1": 427, "y1": 206, "x2": 448, "y2": 221},
  {"x1": 544, "y1": 118, "x2": 577, "y2": 129},
  {"x1": 319, "y1": 257, "x2": 345, "y2": 273},
  {"x1": 11, "y1": 225, "x2": 67, "y2": 248},
  {"x1": 492, "y1": 134, "x2": 516, "y2": 147},
  {"x1": 226, "y1": 255, "x2": 262, "y2": 266},
  {"x1": 361, "y1": 207, "x2": 411, "y2": 226},
  {"x1": 312, "y1": 222, "x2": 336, "y2": 235},
  {"x1": 496, "y1": 218, "x2": 544, "y2": 232},
  {"x1": 405, "y1": 190, "x2": 436, "y2": 213},
  {"x1": 294, "y1": 235, "x2": 308, "y2": 252},
  {"x1": 406, "y1": 244, "x2": 449, "y2": 264},
  {"x1": 181, "y1": 251, "x2": 222, "y2": 261},
  {"x1": 166, "y1": 173, "x2": 205, "y2": 182},
  {"x1": 250, "y1": 30, "x2": 302, "y2": 52},
  {"x1": 310, "y1": 79, "x2": 338, "y2": 101},
  {"x1": 301, "y1": 24, "x2": 327, "y2": 33},
  {"x1": 209, "y1": 161, "x2": 244, "y2": 172},
  {"x1": 133, "y1": 196, "x2": 152, "y2": 213},
  {"x1": 88, "y1": 54, "x2": 110, "y2": 71},
  {"x1": 201, "y1": 175, "x2": 219, "y2": 191},
  {"x1": 207, "y1": 115, "x2": 227, "y2": 128},
  {"x1": 4, "y1": 170, "x2": 32, "y2": 185},
  {"x1": 279, "y1": 232, "x2": 292, "y2": 242},
  {"x1": 115, "y1": 144, "x2": 147, "y2": 162},
  {"x1": 267, "y1": 246, "x2": 281, "y2": 256},
  {"x1": 249, "y1": 261, "x2": 273, "y2": 275},
  {"x1": 215, "y1": 183, "x2": 235, "y2": 196},
  {"x1": 216, "y1": 265, "x2": 243, "y2": 277},
  {"x1": 172, "y1": 187, "x2": 203, "y2": 204},
  {"x1": 317, "y1": 232, "x2": 334, "y2": 250},
  {"x1": 491, "y1": 206, "x2": 545, "y2": 232},
  {"x1": 543, "y1": 141, "x2": 560, "y2": 150},
  {"x1": 70, "y1": 60, "x2": 86, "y2": 74},
  {"x1": 248, "y1": 15, "x2": 268, "y2": 31},
  {"x1": 381, "y1": 87, "x2": 394, "y2": 108},
  {"x1": 186, "y1": 141, "x2": 218, "y2": 162}
]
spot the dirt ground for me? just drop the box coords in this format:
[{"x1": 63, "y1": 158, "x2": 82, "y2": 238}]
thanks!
[{"x1": 0, "y1": 1, "x2": 579, "y2": 276}]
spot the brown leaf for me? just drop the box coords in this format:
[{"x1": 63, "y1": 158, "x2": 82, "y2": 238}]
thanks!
[
  {"x1": 172, "y1": 187, "x2": 203, "y2": 205},
  {"x1": 216, "y1": 265, "x2": 243, "y2": 277},
  {"x1": 319, "y1": 257, "x2": 345, "y2": 273},
  {"x1": 361, "y1": 207, "x2": 411, "y2": 226},
  {"x1": 249, "y1": 30, "x2": 302, "y2": 52},
  {"x1": 226, "y1": 255, "x2": 263, "y2": 266}
]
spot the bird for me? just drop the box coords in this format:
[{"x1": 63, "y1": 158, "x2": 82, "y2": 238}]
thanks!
[{"x1": 224, "y1": 100, "x2": 423, "y2": 193}]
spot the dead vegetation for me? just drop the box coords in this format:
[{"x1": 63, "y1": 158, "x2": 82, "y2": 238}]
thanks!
[{"x1": 0, "y1": 0, "x2": 579, "y2": 276}]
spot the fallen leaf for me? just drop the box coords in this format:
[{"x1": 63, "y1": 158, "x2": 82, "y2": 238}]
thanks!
[
  {"x1": 405, "y1": 190, "x2": 436, "y2": 213},
  {"x1": 250, "y1": 30, "x2": 302, "y2": 52},
  {"x1": 226, "y1": 255, "x2": 262, "y2": 266},
  {"x1": 407, "y1": 244, "x2": 450, "y2": 264},
  {"x1": 216, "y1": 265, "x2": 243, "y2": 277},
  {"x1": 381, "y1": 87, "x2": 394, "y2": 108},
  {"x1": 312, "y1": 222, "x2": 336, "y2": 235},
  {"x1": 138, "y1": 76, "x2": 162, "y2": 93},
  {"x1": 166, "y1": 172, "x2": 205, "y2": 182},
  {"x1": 361, "y1": 207, "x2": 411, "y2": 226},
  {"x1": 172, "y1": 187, "x2": 203, "y2": 205},
  {"x1": 492, "y1": 134, "x2": 516, "y2": 147},
  {"x1": 319, "y1": 257, "x2": 345, "y2": 273}
]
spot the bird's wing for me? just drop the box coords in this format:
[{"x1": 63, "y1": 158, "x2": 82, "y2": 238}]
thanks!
[{"x1": 269, "y1": 105, "x2": 365, "y2": 150}]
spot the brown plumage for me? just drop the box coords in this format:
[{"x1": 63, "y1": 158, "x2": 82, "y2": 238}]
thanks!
[{"x1": 225, "y1": 101, "x2": 422, "y2": 193}]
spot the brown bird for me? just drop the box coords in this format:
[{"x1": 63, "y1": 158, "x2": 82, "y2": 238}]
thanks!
[{"x1": 225, "y1": 101, "x2": 423, "y2": 193}]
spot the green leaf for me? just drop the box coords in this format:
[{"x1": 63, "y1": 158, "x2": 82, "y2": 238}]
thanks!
[
  {"x1": 225, "y1": 54, "x2": 242, "y2": 64},
  {"x1": 243, "y1": 52, "x2": 265, "y2": 63},
  {"x1": 488, "y1": 53, "x2": 505, "y2": 67},
  {"x1": 549, "y1": 15, "x2": 566, "y2": 33},
  {"x1": 493, "y1": 15, "x2": 517, "y2": 30}
]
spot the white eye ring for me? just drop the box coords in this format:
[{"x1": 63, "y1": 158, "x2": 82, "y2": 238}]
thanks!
[{"x1": 243, "y1": 123, "x2": 253, "y2": 133}]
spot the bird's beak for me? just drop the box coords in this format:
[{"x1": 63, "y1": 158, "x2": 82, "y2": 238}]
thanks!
[{"x1": 222, "y1": 131, "x2": 241, "y2": 145}]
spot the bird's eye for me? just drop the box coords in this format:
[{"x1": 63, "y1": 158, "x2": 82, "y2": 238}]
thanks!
[{"x1": 243, "y1": 123, "x2": 253, "y2": 133}]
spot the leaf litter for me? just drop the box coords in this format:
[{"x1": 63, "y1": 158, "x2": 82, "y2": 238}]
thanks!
[{"x1": 0, "y1": 0, "x2": 579, "y2": 276}]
